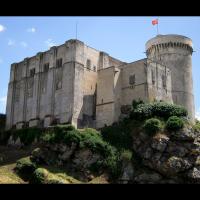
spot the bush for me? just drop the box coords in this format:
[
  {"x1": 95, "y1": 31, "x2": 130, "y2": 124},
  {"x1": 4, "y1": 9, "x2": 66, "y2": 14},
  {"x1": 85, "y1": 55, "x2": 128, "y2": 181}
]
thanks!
[
  {"x1": 15, "y1": 157, "x2": 37, "y2": 181},
  {"x1": 101, "y1": 120, "x2": 133, "y2": 150},
  {"x1": 16, "y1": 157, "x2": 37, "y2": 172},
  {"x1": 166, "y1": 116, "x2": 184, "y2": 131},
  {"x1": 130, "y1": 102, "x2": 188, "y2": 120},
  {"x1": 193, "y1": 120, "x2": 200, "y2": 133},
  {"x1": 0, "y1": 114, "x2": 6, "y2": 131},
  {"x1": 32, "y1": 168, "x2": 79, "y2": 184},
  {"x1": 143, "y1": 118, "x2": 162, "y2": 135},
  {"x1": 41, "y1": 126, "x2": 119, "y2": 174},
  {"x1": 41, "y1": 125, "x2": 76, "y2": 144},
  {"x1": 33, "y1": 168, "x2": 49, "y2": 184},
  {"x1": 132, "y1": 99, "x2": 144, "y2": 110},
  {"x1": 120, "y1": 149, "x2": 133, "y2": 161},
  {"x1": 11, "y1": 128, "x2": 42, "y2": 145}
]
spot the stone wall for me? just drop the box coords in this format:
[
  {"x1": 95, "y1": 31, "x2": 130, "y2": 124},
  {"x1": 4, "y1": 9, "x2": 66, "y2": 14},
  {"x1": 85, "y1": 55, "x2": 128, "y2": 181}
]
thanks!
[
  {"x1": 146, "y1": 34, "x2": 195, "y2": 122},
  {"x1": 6, "y1": 35, "x2": 194, "y2": 130}
]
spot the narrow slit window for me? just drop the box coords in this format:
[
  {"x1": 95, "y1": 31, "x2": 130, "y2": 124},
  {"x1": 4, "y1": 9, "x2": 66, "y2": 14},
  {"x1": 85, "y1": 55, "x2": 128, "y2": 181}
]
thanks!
[
  {"x1": 44, "y1": 63, "x2": 49, "y2": 72},
  {"x1": 162, "y1": 74, "x2": 167, "y2": 88},
  {"x1": 30, "y1": 68, "x2": 35, "y2": 77},
  {"x1": 86, "y1": 59, "x2": 91, "y2": 70},
  {"x1": 129, "y1": 74, "x2": 135, "y2": 85},
  {"x1": 56, "y1": 58, "x2": 63, "y2": 68},
  {"x1": 152, "y1": 69, "x2": 155, "y2": 84}
]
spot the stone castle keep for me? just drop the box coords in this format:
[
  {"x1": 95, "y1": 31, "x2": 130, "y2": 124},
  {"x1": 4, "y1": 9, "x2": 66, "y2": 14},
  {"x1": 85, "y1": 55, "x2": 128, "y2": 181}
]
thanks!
[{"x1": 5, "y1": 34, "x2": 195, "y2": 130}]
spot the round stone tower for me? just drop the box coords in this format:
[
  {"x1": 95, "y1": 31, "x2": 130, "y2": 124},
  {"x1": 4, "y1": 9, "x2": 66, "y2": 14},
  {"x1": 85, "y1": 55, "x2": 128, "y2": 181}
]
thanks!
[{"x1": 145, "y1": 34, "x2": 195, "y2": 122}]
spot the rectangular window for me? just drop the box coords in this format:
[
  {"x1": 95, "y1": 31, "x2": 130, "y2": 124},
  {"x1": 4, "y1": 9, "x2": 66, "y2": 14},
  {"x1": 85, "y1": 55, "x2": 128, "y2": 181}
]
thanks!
[
  {"x1": 129, "y1": 74, "x2": 135, "y2": 85},
  {"x1": 30, "y1": 68, "x2": 35, "y2": 77},
  {"x1": 152, "y1": 70, "x2": 155, "y2": 85},
  {"x1": 162, "y1": 74, "x2": 167, "y2": 88},
  {"x1": 86, "y1": 59, "x2": 91, "y2": 70},
  {"x1": 44, "y1": 63, "x2": 49, "y2": 72},
  {"x1": 56, "y1": 58, "x2": 63, "y2": 68}
]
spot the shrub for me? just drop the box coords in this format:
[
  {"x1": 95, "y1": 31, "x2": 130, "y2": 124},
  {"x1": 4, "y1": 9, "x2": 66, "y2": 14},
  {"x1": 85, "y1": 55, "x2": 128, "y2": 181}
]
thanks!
[
  {"x1": 101, "y1": 120, "x2": 133, "y2": 150},
  {"x1": 32, "y1": 168, "x2": 78, "y2": 184},
  {"x1": 41, "y1": 125, "x2": 76, "y2": 144},
  {"x1": 193, "y1": 121, "x2": 200, "y2": 133},
  {"x1": 132, "y1": 99, "x2": 144, "y2": 110},
  {"x1": 120, "y1": 149, "x2": 133, "y2": 161},
  {"x1": 130, "y1": 102, "x2": 188, "y2": 120},
  {"x1": 16, "y1": 157, "x2": 37, "y2": 172},
  {"x1": 63, "y1": 129, "x2": 82, "y2": 145},
  {"x1": 0, "y1": 114, "x2": 6, "y2": 131},
  {"x1": 143, "y1": 118, "x2": 162, "y2": 135},
  {"x1": 33, "y1": 168, "x2": 49, "y2": 184},
  {"x1": 166, "y1": 116, "x2": 184, "y2": 131},
  {"x1": 15, "y1": 157, "x2": 37, "y2": 181},
  {"x1": 11, "y1": 128, "x2": 42, "y2": 145}
]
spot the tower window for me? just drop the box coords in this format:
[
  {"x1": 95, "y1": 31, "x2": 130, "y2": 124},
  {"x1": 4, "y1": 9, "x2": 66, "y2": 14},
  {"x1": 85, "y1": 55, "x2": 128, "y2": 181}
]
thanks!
[
  {"x1": 162, "y1": 74, "x2": 166, "y2": 88},
  {"x1": 152, "y1": 70, "x2": 155, "y2": 84},
  {"x1": 86, "y1": 59, "x2": 91, "y2": 70},
  {"x1": 129, "y1": 74, "x2": 135, "y2": 85},
  {"x1": 44, "y1": 63, "x2": 49, "y2": 72},
  {"x1": 56, "y1": 58, "x2": 63, "y2": 68},
  {"x1": 93, "y1": 65, "x2": 96, "y2": 72},
  {"x1": 30, "y1": 68, "x2": 35, "y2": 77}
]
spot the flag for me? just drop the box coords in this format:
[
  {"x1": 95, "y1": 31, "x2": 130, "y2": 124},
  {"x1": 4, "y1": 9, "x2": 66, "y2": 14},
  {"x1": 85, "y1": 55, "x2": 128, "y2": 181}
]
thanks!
[{"x1": 152, "y1": 19, "x2": 158, "y2": 25}]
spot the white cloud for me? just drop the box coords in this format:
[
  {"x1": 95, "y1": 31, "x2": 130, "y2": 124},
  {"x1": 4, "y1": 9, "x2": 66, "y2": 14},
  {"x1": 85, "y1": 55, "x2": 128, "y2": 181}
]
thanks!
[
  {"x1": 20, "y1": 41, "x2": 28, "y2": 48},
  {"x1": 8, "y1": 39, "x2": 15, "y2": 46},
  {"x1": 45, "y1": 38, "x2": 56, "y2": 48},
  {"x1": 27, "y1": 27, "x2": 36, "y2": 33},
  {"x1": 0, "y1": 96, "x2": 7, "y2": 113},
  {"x1": 0, "y1": 96, "x2": 7, "y2": 106},
  {"x1": 0, "y1": 58, "x2": 3, "y2": 64},
  {"x1": 196, "y1": 108, "x2": 200, "y2": 120},
  {"x1": 0, "y1": 24, "x2": 6, "y2": 32}
]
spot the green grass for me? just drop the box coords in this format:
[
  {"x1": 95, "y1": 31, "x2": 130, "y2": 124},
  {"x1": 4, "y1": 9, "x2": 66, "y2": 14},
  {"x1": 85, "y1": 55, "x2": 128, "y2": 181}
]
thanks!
[{"x1": 0, "y1": 163, "x2": 25, "y2": 184}]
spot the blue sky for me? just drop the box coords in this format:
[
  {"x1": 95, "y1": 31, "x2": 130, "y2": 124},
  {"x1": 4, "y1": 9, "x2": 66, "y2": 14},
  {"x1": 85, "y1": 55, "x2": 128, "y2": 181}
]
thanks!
[{"x1": 0, "y1": 16, "x2": 199, "y2": 119}]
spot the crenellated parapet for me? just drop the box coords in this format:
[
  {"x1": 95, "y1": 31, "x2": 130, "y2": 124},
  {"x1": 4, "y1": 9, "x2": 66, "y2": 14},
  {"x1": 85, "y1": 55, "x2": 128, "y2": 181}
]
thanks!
[
  {"x1": 146, "y1": 42, "x2": 193, "y2": 56},
  {"x1": 146, "y1": 34, "x2": 193, "y2": 57}
]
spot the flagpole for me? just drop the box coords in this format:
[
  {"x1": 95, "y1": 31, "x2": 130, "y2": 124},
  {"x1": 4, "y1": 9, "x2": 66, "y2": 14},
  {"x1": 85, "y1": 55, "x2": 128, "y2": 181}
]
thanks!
[
  {"x1": 157, "y1": 23, "x2": 158, "y2": 35},
  {"x1": 157, "y1": 18, "x2": 159, "y2": 35},
  {"x1": 76, "y1": 22, "x2": 78, "y2": 39}
]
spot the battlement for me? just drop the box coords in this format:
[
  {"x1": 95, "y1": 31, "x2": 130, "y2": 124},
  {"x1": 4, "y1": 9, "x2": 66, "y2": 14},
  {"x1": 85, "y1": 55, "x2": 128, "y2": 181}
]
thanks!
[{"x1": 146, "y1": 34, "x2": 193, "y2": 55}]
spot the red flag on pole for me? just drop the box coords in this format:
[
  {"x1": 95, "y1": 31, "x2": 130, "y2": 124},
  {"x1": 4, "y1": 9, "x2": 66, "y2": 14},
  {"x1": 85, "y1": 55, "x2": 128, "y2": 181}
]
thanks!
[{"x1": 152, "y1": 19, "x2": 158, "y2": 25}]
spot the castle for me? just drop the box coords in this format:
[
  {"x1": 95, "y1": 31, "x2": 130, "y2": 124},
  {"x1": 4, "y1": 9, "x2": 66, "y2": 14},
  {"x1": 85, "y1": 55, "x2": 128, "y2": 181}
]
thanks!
[{"x1": 5, "y1": 34, "x2": 195, "y2": 130}]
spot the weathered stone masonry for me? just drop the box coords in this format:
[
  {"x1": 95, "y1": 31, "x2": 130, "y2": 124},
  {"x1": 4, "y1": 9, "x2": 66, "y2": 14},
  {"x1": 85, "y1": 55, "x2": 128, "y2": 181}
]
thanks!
[{"x1": 5, "y1": 34, "x2": 195, "y2": 130}]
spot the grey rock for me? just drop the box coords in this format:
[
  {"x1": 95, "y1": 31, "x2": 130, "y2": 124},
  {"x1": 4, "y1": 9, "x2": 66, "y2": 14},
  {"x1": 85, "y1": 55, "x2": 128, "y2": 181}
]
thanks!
[
  {"x1": 120, "y1": 162, "x2": 134, "y2": 183},
  {"x1": 187, "y1": 167, "x2": 200, "y2": 183},
  {"x1": 165, "y1": 156, "x2": 192, "y2": 174},
  {"x1": 151, "y1": 134, "x2": 169, "y2": 152},
  {"x1": 134, "y1": 172, "x2": 162, "y2": 184},
  {"x1": 171, "y1": 128, "x2": 196, "y2": 142}
]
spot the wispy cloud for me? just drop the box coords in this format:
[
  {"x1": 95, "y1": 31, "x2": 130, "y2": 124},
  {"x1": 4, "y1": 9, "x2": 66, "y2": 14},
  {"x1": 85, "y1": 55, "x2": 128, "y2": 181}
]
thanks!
[
  {"x1": 8, "y1": 39, "x2": 16, "y2": 46},
  {"x1": 27, "y1": 27, "x2": 36, "y2": 33},
  {"x1": 0, "y1": 96, "x2": 7, "y2": 113},
  {"x1": 45, "y1": 38, "x2": 56, "y2": 48},
  {"x1": 0, "y1": 24, "x2": 6, "y2": 32},
  {"x1": 196, "y1": 108, "x2": 200, "y2": 120},
  {"x1": 20, "y1": 41, "x2": 28, "y2": 48},
  {"x1": 0, "y1": 58, "x2": 3, "y2": 64},
  {"x1": 0, "y1": 96, "x2": 7, "y2": 104}
]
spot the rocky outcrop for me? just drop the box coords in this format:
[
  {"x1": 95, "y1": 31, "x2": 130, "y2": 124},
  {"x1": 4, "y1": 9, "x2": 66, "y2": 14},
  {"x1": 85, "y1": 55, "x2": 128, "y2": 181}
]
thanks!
[
  {"x1": 31, "y1": 142, "x2": 106, "y2": 182},
  {"x1": 29, "y1": 125, "x2": 200, "y2": 184},
  {"x1": 131, "y1": 127, "x2": 200, "y2": 183}
]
